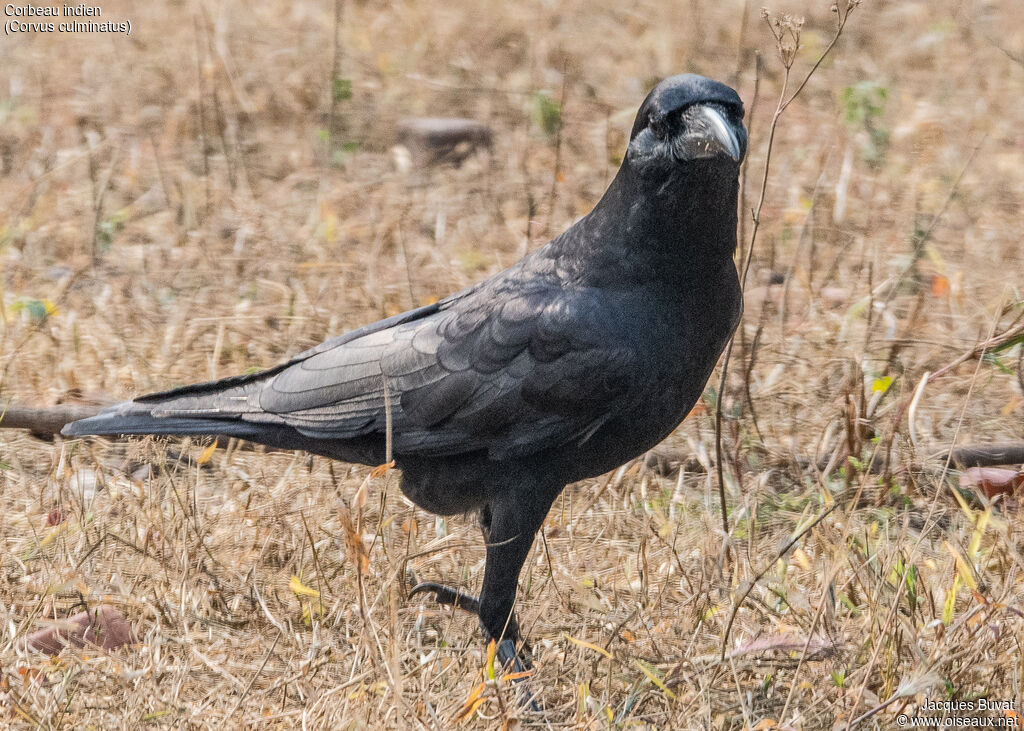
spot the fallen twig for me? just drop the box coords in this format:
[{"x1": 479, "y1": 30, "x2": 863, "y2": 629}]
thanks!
[
  {"x1": 929, "y1": 318, "x2": 1024, "y2": 380},
  {"x1": 0, "y1": 401, "x2": 105, "y2": 435}
]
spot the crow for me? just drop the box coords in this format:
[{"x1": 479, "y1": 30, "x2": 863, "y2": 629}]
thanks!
[{"x1": 63, "y1": 73, "x2": 746, "y2": 675}]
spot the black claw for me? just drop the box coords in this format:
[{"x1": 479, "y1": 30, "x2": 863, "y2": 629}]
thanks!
[
  {"x1": 494, "y1": 637, "x2": 531, "y2": 672},
  {"x1": 408, "y1": 581, "x2": 481, "y2": 614},
  {"x1": 494, "y1": 638, "x2": 540, "y2": 711}
]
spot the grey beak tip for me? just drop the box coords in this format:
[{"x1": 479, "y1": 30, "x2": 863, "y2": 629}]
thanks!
[{"x1": 692, "y1": 105, "x2": 742, "y2": 162}]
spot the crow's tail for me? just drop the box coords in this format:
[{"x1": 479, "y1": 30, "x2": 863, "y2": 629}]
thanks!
[
  {"x1": 58, "y1": 373, "x2": 385, "y2": 467},
  {"x1": 60, "y1": 400, "x2": 268, "y2": 440},
  {"x1": 60, "y1": 371, "x2": 273, "y2": 440}
]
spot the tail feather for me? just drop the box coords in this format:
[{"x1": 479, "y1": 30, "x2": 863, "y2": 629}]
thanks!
[
  {"x1": 60, "y1": 373, "x2": 272, "y2": 440},
  {"x1": 60, "y1": 400, "x2": 263, "y2": 439},
  {"x1": 58, "y1": 361, "x2": 389, "y2": 467},
  {"x1": 60, "y1": 396, "x2": 386, "y2": 466}
]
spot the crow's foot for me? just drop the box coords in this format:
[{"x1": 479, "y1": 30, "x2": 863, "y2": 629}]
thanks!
[
  {"x1": 493, "y1": 637, "x2": 540, "y2": 712},
  {"x1": 409, "y1": 582, "x2": 539, "y2": 711}
]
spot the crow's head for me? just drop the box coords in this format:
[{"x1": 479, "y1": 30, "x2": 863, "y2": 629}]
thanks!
[{"x1": 626, "y1": 74, "x2": 746, "y2": 174}]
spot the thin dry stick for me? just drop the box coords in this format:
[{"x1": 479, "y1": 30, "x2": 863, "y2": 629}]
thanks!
[
  {"x1": 841, "y1": 566, "x2": 908, "y2": 730},
  {"x1": 877, "y1": 139, "x2": 984, "y2": 311},
  {"x1": 0, "y1": 401, "x2": 104, "y2": 433},
  {"x1": 196, "y1": 7, "x2": 237, "y2": 192},
  {"x1": 732, "y1": 0, "x2": 755, "y2": 85},
  {"x1": 0, "y1": 264, "x2": 85, "y2": 388},
  {"x1": 728, "y1": 655, "x2": 755, "y2": 729},
  {"x1": 714, "y1": 1, "x2": 859, "y2": 538},
  {"x1": 542, "y1": 62, "x2": 569, "y2": 238},
  {"x1": 328, "y1": 0, "x2": 346, "y2": 148},
  {"x1": 736, "y1": 59, "x2": 766, "y2": 444},
  {"x1": 777, "y1": 563, "x2": 842, "y2": 723},
  {"x1": 844, "y1": 303, "x2": 1005, "y2": 730},
  {"x1": 736, "y1": 51, "x2": 761, "y2": 281},
  {"x1": 88, "y1": 144, "x2": 121, "y2": 265},
  {"x1": 718, "y1": 503, "x2": 837, "y2": 661},
  {"x1": 929, "y1": 316, "x2": 1024, "y2": 380},
  {"x1": 192, "y1": 15, "x2": 211, "y2": 218}
]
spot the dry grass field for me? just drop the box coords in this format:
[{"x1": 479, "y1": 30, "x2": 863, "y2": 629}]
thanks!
[{"x1": 1, "y1": 0, "x2": 1023, "y2": 728}]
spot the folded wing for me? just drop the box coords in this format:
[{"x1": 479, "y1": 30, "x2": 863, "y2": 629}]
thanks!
[{"x1": 257, "y1": 284, "x2": 636, "y2": 459}]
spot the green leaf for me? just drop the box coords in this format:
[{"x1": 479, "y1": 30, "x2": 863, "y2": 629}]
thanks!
[
  {"x1": 838, "y1": 592, "x2": 859, "y2": 615},
  {"x1": 990, "y1": 334, "x2": 1024, "y2": 354},
  {"x1": 534, "y1": 92, "x2": 562, "y2": 137},
  {"x1": 332, "y1": 76, "x2": 352, "y2": 102},
  {"x1": 982, "y1": 352, "x2": 1015, "y2": 375},
  {"x1": 10, "y1": 298, "x2": 58, "y2": 323}
]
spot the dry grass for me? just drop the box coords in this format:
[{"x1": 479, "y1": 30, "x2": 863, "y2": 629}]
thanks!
[{"x1": 2, "y1": 0, "x2": 1024, "y2": 728}]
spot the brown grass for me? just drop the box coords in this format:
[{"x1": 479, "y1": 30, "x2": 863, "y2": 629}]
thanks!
[{"x1": 2, "y1": 0, "x2": 1023, "y2": 728}]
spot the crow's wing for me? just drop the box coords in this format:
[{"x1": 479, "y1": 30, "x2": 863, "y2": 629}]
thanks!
[{"x1": 257, "y1": 283, "x2": 637, "y2": 460}]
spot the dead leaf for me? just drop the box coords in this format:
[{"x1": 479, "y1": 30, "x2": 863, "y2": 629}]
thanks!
[
  {"x1": 26, "y1": 606, "x2": 135, "y2": 655},
  {"x1": 453, "y1": 681, "x2": 487, "y2": 723},
  {"x1": 729, "y1": 632, "x2": 838, "y2": 659},
  {"x1": 486, "y1": 638, "x2": 496, "y2": 679},
  {"x1": 819, "y1": 286, "x2": 849, "y2": 309},
  {"x1": 370, "y1": 460, "x2": 395, "y2": 479},
  {"x1": 931, "y1": 273, "x2": 950, "y2": 296},
  {"x1": 502, "y1": 669, "x2": 534, "y2": 682},
  {"x1": 960, "y1": 467, "x2": 1024, "y2": 499},
  {"x1": 944, "y1": 541, "x2": 979, "y2": 592},
  {"x1": 289, "y1": 575, "x2": 320, "y2": 598},
  {"x1": 196, "y1": 442, "x2": 217, "y2": 465},
  {"x1": 338, "y1": 506, "x2": 369, "y2": 573},
  {"x1": 565, "y1": 634, "x2": 613, "y2": 659}
]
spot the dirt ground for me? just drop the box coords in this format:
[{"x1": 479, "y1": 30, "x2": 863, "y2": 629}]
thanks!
[{"x1": 1, "y1": 0, "x2": 1023, "y2": 728}]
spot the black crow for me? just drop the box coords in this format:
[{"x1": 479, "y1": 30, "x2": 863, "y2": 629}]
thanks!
[{"x1": 63, "y1": 73, "x2": 746, "y2": 674}]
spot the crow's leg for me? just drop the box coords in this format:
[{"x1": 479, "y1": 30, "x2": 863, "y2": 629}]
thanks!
[
  {"x1": 410, "y1": 484, "x2": 559, "y2": 690},
  {"x1": 473, "y1": 497, "x2": 540, "y2": 667}
]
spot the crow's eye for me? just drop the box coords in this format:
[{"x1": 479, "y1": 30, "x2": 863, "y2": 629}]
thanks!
[{"x1": 649, "y1": 114, "x2": 668, "y2": 140}]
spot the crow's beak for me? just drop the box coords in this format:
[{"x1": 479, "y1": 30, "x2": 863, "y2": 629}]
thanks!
[{"x1": 680, "y1": 104, "x2": 743, "y2": 162}]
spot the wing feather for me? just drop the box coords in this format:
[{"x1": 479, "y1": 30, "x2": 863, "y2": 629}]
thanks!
[{"x1": 249, "y1": 278, "x2": 636, "y2": 459}]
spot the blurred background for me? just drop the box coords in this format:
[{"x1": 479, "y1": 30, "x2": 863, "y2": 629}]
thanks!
[{"x1": 0, "y1": 0, "x2": 1022, "y2": 727}]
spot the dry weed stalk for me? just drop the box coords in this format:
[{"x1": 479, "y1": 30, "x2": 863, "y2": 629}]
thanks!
[{"x1": 714, "y1": 2, "x2": 860, "y2": 538}]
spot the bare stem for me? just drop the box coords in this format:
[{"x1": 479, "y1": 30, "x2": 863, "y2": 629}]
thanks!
[{"x1": 714, "y1": 1, "x2": 858, "y2": 543}]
